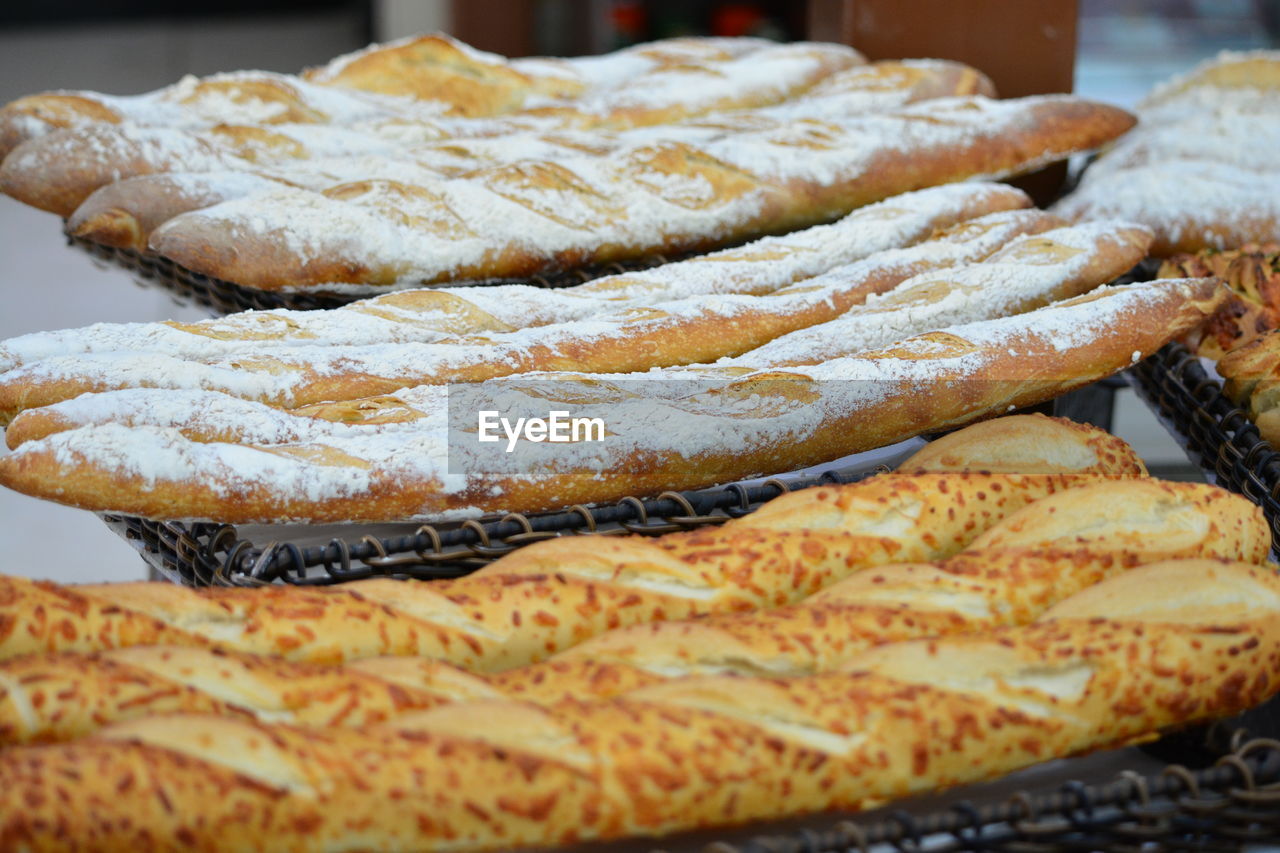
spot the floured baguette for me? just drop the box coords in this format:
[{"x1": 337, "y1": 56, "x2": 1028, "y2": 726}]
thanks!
[
  {"x1": 131, "y1": 95, "x2": 1131, "y2": 292},
  {"x1": 59, "y1": 59, "x2": 992, "y2": 244},
  {"x1": 0, "y1": 183, "x2": 1030, "y2": 375},
  {"x1": 2, "y1": 213, "x2": 1148, "y2": 425},
  {"x1": 2, "y1": 47, "x2": 879, "y2": 221},
  {"x1": 1056, "y1": 51, "x2": 1280, "y2": 254},
  {"x1": 2, "y1": 477, "x2": 1264, "y2": 745},
  {"x1": 0, "y1": 35, "x2": 854, "y2": 158},
  {"x1": 0, "y1": 277, "x2": 1223, "y2": 523},
  {"x1": 0, "y1": 472, "x2": 1128, "y2": 668},
  {"x1": 1, "y1": 560, "x2": 1277, "y2": 852}
]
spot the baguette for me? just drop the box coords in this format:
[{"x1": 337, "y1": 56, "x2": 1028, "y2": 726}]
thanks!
[
  {"x1": 0, "y1": 36, "x2": 851, "y2": 158},
  {"x1": 137, "y1": 95, "x2": 1132, "y2": 292},
  {"x1": 3, "y1": 477, "x2": 1261, "y2": 745},
  {"x1": 2, "y1": 560, "x2": 1277, "y2": 851},
  {"x1": 0, "y1": 278, "x2": 1224, "y2": 523},
  {"x1": 1055, "y1": 51, "x2": 1280, "y2": 255},
  {"x1": 0, "y1": 183, "x2": 1031, "y2": 376},
  {"x1": 4, "y1": 212, "x2": 1149, "y2": 425},
  {"x1": 60, "y1": 58, "x2": 991, "y2": 247},
  {"x1": 0, "y1": 472, "x2": 1126, "y2": 668}
]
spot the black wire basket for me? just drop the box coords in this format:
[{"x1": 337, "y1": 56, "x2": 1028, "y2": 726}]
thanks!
[
  {"x1": 710, "y1": 733, "x2": 1280, "y2": 853},
  {"x1": 1128, "y1": 341, "x2": 1280, "y2": 551}
]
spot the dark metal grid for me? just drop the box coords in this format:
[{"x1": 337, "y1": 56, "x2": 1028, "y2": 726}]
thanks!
[
  {"x1": 719, "y1": 735, "x2": 1280, "y2": 853},
  {"x1": 1127, "y1": 341, "x2": 1280, "y2": 550},
  {"x1": 101, "y1": 459, "x2": 888, "y2": 587},
  {"x1": 68, "y1": 234, "x2": 678, "y2": 314}
]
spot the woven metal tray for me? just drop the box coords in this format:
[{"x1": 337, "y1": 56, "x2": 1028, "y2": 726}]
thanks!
[
  {"x1": 1128, "y1": 341, "x2": 1280, "y2": 550},
  {"x1": 700, "y1": 733, "x2": 1280, "y2": 853},
  {"x1": 69, "y1": 233, "x2": 680, "y2": 314}
]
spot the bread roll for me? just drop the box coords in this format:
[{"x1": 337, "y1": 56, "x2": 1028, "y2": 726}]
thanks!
[
  {"x1": 0, "y1": 35, "x2": 854, "y2": 158},
  {"x1": 1055, "y1": 51, "x2": 1280, "y2": 255},
  {"x1": 6, "y1": 212, "x2": 1147, "y2": 424}
]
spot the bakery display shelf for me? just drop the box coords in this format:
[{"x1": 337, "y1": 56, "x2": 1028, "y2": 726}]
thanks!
[
  {"x1": 1127, "y1": 341, "x2": 1280, "y2": 549},
  {"x1": 100, "y1": 448, "x2": 907, "y2": 588},
  {"x1": 706, "y1": 732, "x2": 1280, "y2": 853},
  {"x1": 68, "y1": 232, "x2": 679, "y2": 314}
]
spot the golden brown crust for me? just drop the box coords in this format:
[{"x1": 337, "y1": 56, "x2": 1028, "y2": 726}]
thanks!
[
  {"x1": 1159, "y1": 244, "x2": 1280, "y2": 358},
  {"x1": 1, "y1": 561, "x2": 1277, "y2": 851},
  {"x1": 0, "y1": 473, "x2": 1120, "y2": 668},
  {"x1": 145, "y1": 97, "x2": 1135, "y2": 292},
  {"x1": 0, "y1": 93, "x2": 122, "y2": 159},
  {"x1": 901, "y1": 413, "x2": 1149, "y2": 475},
  {"x1": 0, "y1": 281, "x2": 1221, "y2": 524}
]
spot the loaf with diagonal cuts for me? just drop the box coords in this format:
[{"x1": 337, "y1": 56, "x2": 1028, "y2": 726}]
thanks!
[
  {"x1": 0, "y1": 277, "x2": 1224, "y2": 523},
  {"x1": 54, "y1": 58, "x2": 989, "y2": 243},
  {"x1": 0, "y1": 471, "x2": 1135, "y2": 669},
  {"x1": 3, "y1": 211, "x2": 1151, "y2": 424},
  {"x1": 1, "y1": 560, "x2": 1277, "y2": 851},
  {"x1": 136, "y1": 95, "x2": 1133, "y2": 291},
  {"x1": 0, "y1": 183, "x2": 1030, "y2": 377},
  {"x1": 0, "y1": 36, "x2": 855, "y2": 158},
  {"x1": 0, "y1": 476, "x2": 1264, "y2": 745},
  {"x1": 1055, "y1": 51, "x2": 1280, "y2": 255},
  {"x1": 0, "y1": 40, "x2": 872, "y2": 220}
]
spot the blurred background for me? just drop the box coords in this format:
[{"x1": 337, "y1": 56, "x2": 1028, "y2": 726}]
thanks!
[{"x1": 0, "y1": 0, "x2": 1275, "y2": 580}]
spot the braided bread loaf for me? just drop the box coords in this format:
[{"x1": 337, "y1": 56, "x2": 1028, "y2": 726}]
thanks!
[
  {"x1": 0, "y1": 183, "x2": 1029, "y2": 377},
  {"x1": 2, "y1": 212, "x2": 1149, "y2": 426},
  {"x1": 0, "y1": 470, "x2": 1131, "y2": 668},
  {"x1": 0, "y1": 277, "x2": 1223, "y2": 523},
  {"x1": 0, "y1": 476, "x2": 1264, "y2": 746},
  {"x1": 1, "y1": 559, "x2": 1276, "y2": 851},
  {"x1": 1055, "y1": 51, "x2": 1280, "y2": 255},
  {"x1": 55, "y1": 59, "x2": 989, "y2": 245}
]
